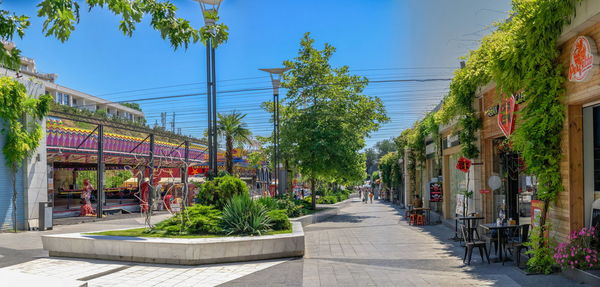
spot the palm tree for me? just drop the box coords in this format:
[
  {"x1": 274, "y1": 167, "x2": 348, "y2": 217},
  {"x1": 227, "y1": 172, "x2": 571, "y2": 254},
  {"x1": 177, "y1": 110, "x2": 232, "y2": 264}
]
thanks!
[{"x1": 216, "y1": 112, "x2": 252, "y2": 174}]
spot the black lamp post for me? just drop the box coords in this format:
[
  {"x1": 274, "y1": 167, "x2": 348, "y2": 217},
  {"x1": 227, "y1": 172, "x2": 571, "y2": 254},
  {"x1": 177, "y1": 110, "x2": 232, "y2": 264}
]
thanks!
[
  {"x1": 259, "y1": 67, "x2": 289, "y2": 195},
  {"x1": 195, "y1": 0, "x2": 222, "y2": 176}
]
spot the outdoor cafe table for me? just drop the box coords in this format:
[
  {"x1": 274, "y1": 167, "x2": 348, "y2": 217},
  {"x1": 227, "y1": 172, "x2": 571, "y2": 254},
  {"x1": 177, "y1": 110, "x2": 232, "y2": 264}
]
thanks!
[
  {"x1": 458, "y1": 216, "x2": 484, "y2": 242},
  {"x1": 480, "y1": 223, "x2": 519, "y2": 264},
  {"x1": 411, "y1": 208, "x2": 431, "y2": 225}
]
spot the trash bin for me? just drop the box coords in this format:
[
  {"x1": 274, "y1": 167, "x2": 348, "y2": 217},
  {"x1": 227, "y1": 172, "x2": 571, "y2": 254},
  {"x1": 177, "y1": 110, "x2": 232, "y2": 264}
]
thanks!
[{"x1": 39, "y1": 202, "x2": 53, "y2": 231}]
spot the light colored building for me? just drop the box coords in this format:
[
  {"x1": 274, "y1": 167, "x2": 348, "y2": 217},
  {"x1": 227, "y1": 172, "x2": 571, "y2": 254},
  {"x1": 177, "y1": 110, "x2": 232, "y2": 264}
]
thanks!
[{"x1": 0, "y1": 46, "x2": 144, "y2": 122}]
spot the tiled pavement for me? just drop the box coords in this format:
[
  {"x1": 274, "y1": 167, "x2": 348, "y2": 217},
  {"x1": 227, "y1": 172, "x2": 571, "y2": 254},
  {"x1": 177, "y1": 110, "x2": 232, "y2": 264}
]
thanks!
[{"x1": 0, "y1": 200, "x2": 588, "y2": 286}]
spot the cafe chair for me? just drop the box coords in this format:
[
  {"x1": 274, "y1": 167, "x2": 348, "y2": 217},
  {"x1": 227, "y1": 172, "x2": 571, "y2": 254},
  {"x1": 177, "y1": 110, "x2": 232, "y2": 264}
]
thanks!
[
  {"x1": 461, "y1": 225, "x2": 490, "y2": 265},
  {"x1": 506, "y1": 224, "x2": 531, "y2": 267},
  {"x1": 416, "y1": 214, "x2": 426, "y2": 226}
]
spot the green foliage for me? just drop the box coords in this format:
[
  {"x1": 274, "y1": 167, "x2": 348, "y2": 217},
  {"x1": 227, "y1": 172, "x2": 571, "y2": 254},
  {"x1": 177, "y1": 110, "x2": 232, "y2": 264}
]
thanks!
[
  {"x1": 105, "y1": 170, "x2": 133, "y2": 188},
  {"x1": 216, "y1": 112, "x2": 252, "y2": 174},
  {"x1": 0, "y1": 77, "x2": 52, "y2": 232},
  {"x1": 0, "y1": 9, "x2": 29, "y2": 70},
  {"x1": 221, "y1": 195, "x2": 272, "y2": 236},
  {"x1": 121, "y1": 102, "x2": 142, "y2": 112},
  {"x1": 256, "y1": 196, "x2": 279, "y2": 210},
  {"x1": 379, "y1": 152, "x2": 402, "y2": 190},
  {"x1": 277, "y1": 32, "x2": 388, "y2": 200},
  {"x1": 0, "y1": 77, "x2": 52, "y2": 171},
  {"x1": 526, "y1": 222, "x2": 556, "y2": 274},
  {"x1": 266, "y1": 209, "x2": 291, "y2": 231},
  {"x1": 257, "y1": 195, "x2": 312, "y2": 218},
  {"x1": 151, "y1": 205, "x2": 222, "y2": 235},
  {"x1": 196, "y1": 175, "x2": 249, "y2": 209},
  {"x1": 317, "y1": 196, "x2": 338, "y2": 204},
  {"x1": 37, "y1": 0, "x2": 200, "y2": 49}
]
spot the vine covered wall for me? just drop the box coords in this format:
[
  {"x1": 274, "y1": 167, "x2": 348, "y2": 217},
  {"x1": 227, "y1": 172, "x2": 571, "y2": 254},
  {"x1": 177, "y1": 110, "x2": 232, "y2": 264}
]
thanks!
[{"x1": 391, "y1": 0, "x2": 582, "y2": 274}]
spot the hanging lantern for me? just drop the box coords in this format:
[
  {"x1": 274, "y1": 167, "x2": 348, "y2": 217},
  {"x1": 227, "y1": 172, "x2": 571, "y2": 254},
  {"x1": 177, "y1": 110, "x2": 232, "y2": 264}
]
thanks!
[{"x1": 456, "y1": 157, "x2": 472, "y2": 173}]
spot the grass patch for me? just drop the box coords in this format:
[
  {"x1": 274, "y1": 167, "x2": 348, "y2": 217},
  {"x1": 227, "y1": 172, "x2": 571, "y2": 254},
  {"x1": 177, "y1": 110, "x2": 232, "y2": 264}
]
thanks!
[{"x1": 85, "y1": 227, "x2": 292, "y2": 238}]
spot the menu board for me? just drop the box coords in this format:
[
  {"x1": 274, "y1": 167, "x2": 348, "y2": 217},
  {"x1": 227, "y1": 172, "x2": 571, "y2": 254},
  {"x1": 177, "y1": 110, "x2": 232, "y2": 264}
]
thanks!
[{"x1": 430, "y1": 182, "x2": 442, "y2": 202}]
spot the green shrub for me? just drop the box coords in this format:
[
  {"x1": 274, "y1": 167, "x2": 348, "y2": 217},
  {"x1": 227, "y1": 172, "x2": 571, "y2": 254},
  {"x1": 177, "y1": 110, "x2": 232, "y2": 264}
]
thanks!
[
  {"x1": 256, "y1": 196, "x2": 278, "y2": 210},
  {"x1": 266, "y1": 209, "x2": 291, "y2": 231},
  {"x1": 150, "y1": 205, "x2": 222, "y2": 235},
  {"x1": 317, "y1": 195, "x2": 338, "y2": 204},
  {"x1": 196, "y1": 175, "x2": 249, "y2": 209},
  {"x1": 221, "y1": 195, "x2": 272, "y2": 235}
]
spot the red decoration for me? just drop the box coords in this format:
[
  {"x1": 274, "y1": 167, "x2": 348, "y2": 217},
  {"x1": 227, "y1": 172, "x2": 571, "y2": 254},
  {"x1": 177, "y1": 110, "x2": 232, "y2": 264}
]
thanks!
[
  {"x1": 498, "y1": 95, "x2": 517, "y2": 137},
  {"x1": 456, "y1": 157, "x2": 472, "y2": 173}
]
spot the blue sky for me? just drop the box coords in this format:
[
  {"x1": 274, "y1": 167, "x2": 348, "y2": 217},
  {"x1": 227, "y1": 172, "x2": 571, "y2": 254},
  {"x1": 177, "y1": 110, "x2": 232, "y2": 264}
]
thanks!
[{"x1": 4, "y1": 0, "x2": 511, "y2": 148}]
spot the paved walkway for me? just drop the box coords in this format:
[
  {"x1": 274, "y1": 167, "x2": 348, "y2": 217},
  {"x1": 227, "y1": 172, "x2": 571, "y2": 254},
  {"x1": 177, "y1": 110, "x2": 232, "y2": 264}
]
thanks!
[
  {"x1": 224, "y1": 200, "x2": 583, "y2": 286},
  {"x1": 0, "y1": 200, "x2": 586, "y2": 286}
]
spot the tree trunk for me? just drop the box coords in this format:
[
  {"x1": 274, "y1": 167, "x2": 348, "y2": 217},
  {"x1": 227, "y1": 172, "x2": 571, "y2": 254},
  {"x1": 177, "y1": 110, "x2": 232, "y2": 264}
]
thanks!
[
  {"x1": 12, "y1": 169, "x2": 17, "y2": 233},
  {"x1": 311, "y1": 178, "x2": 316, "y2": 210},
  {"x1": 539, "y1": 198, "x2": 550, "y2": 246},
  {"x1": 226, "y1": 135, "x2": 233, "y2": 174}
]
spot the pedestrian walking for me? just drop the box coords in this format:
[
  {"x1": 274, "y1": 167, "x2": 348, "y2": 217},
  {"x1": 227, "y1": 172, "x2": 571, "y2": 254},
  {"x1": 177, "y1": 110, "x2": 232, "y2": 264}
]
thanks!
[{"x1": 369, "y1": 190, "x2": 374, "y2": 204}]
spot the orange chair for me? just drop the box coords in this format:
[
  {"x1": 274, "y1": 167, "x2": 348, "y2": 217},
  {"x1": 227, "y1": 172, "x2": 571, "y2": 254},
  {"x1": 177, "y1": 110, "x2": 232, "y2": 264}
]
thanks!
[
  {"x1": 416, "y1": 214, "x2": 426, "y2": 226},
  {"x1": 409, "y1": 213, "x2": 416, "y2": 225}
]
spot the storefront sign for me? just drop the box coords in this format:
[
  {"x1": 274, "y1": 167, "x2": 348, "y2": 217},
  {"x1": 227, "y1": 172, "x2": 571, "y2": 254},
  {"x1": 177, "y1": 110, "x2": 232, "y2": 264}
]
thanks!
[
  {"x1": 429, "y1": 182, "x2": 442, "y2": 202},
  {"x1": 425, "y1": 142, "x2": 437, "y2": 156},
  {"x1": 498, "y1": 95, "x2": 517, "y2": 137},
  {"x1": 479, "y1": 189, "x2": 491, "y2": 194},
  {"x1": 531, "y1": 200, "x2": 545, "y2": 228},
  {"x1": 568, "y1": 36, "x2": 599, "y2": 82}
]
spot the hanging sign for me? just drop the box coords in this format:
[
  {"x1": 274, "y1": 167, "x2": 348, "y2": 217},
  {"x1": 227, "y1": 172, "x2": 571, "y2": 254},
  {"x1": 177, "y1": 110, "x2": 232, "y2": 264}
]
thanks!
[
  {"x1": 569, "y1": 36, "x2": 599, "y2": 82},
  {"x1": 498, "y1": 95, "x2": 517, "y2": 137},
  {"x1": 429, "y1": 182, "x2": 442, "y2": 202}
]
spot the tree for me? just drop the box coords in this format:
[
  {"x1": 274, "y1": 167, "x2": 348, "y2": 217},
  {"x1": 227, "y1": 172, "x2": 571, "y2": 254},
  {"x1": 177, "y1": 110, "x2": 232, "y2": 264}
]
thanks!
[
  {"x1": 216, "y1": 112, "x2": 252, "y2": 175},
  {"x1": 374, "y1": 139, "x2": 396, "y2": 158},
  {"x1": 365, "y1": 148, "x2": 378, "y2": 175},
  {"x1": 279, "y1": 33, "x2": 388, "y2": 209}
]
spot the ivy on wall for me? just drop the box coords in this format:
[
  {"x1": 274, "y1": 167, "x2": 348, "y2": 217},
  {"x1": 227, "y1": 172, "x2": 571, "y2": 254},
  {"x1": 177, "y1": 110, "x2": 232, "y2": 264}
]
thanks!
[
  {"x1": 391, "y1": 0, "x2": 582, "y2": 274},
  {"x1": 0, "y1": 77, "x2": 52, "y2": 231}
]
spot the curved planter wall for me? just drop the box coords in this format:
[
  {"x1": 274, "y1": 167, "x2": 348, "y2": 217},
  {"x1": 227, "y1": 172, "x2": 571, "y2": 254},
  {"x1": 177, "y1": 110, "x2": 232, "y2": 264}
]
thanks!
[{"x1": 42, "y1": 222, "x2": 304, "y2": 265}]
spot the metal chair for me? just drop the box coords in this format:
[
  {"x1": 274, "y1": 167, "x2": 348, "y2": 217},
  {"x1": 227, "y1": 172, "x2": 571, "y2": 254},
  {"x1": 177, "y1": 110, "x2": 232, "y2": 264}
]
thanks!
[
  {"x1": 506, "y1": 224, "x2": 531, "y2": 267},
  {"x1": 461, "y1": 225, "x2": 490, "y2": 265}
]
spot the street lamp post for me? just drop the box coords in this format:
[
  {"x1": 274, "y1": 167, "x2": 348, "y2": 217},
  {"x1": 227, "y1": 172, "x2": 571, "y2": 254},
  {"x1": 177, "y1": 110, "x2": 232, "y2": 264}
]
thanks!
[
  {"x1": 195, "y1": 0, "x2": 223, "y2": 176},
  {"x1": 259, "y1": 67, "x2": 289, "y2": 196}
]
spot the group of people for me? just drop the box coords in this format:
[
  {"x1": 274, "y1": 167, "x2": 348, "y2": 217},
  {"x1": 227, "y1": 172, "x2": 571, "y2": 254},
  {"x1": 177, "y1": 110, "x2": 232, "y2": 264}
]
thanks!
[{"x1": 358, "y1": 186, "x2": 374, "y2": 204}]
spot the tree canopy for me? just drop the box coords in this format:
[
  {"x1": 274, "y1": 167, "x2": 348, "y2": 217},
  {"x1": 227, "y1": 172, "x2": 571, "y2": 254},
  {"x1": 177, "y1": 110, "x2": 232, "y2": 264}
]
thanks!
[{"x1": 278, "y1": 33, "x2": 388, "y2": 206}]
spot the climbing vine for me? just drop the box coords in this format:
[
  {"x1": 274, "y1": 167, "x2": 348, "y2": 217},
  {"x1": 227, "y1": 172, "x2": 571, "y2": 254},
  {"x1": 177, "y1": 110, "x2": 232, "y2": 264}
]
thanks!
[
  {"x1": 0, "y1": 77, "x2": 52, "y2": 231},
  {"x1": 393, "y1": 0, "x2": 582, "y2": 273}
]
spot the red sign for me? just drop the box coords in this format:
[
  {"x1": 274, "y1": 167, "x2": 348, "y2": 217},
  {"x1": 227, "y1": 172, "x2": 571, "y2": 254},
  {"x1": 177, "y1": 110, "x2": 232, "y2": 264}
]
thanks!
[
  {"x1": 479, "y1": 189, "x2": 491, "y2": 194},
  {"x1": 498, "y1": 95, "x2": 516, "y2": 137},
  {"x1": 569, "y1": 36, "x2": 598, "y2": 82},
  {"x1": 188, "y1": 166, "x2": 207, "y2": 176}
]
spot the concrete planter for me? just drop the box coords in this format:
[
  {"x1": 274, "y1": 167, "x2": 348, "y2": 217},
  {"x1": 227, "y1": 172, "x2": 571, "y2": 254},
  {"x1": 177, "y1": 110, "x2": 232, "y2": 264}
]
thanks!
[
  {"x1": 291, "y1": 198, "x2": 355, "y2": 227},
  {"x1": 561, "y1": 267, "x2": 600, "y2": 286},
  {"x1": 42, "y1": 222, "x2": 304, "y2": 265}
]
